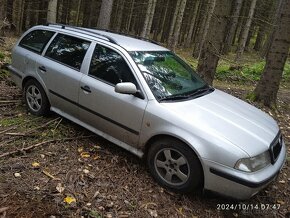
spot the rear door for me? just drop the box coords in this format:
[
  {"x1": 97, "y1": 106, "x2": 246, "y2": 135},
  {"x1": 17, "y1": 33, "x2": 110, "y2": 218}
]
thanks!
[
  {"x1": 11, "y1": 29, "x2": 55, "y2": 87},
  {"x1": 78, "y1": 43, "x2": 147, "y2": 147},
  {"x1": 38, "y1": 33, "x2": 91, "y2": 118}
]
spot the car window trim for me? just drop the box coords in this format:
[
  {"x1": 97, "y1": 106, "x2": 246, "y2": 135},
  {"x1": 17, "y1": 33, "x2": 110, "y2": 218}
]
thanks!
[
  {"x1": 18, "y1": 29, "x2": 56, "y2": 54},
  {"x1": 44, "y1": 56, "x2": 84, "y2": 72}
]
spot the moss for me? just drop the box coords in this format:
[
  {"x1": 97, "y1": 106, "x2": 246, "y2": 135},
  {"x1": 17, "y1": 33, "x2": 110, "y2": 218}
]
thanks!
[
  {"x1": 246, "y1": 91, "x2": 257, "y2": 102},
  {"x1": 0, "y1": 52, "x2": 4, "y2": 60},
  {"x1": 0, "y1": 116, "x2": 26, "y2": 127}
]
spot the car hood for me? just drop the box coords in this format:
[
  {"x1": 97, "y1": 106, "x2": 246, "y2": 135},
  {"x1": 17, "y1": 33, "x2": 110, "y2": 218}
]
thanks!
[{"x1": 162, "y1": 89, "x2": 279, "y2": 157}]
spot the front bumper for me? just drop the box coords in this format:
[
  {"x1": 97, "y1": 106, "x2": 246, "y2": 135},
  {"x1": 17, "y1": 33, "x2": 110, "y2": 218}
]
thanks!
[{"x1": 202, "y1": 141, "x2": 286, "y2": 200}]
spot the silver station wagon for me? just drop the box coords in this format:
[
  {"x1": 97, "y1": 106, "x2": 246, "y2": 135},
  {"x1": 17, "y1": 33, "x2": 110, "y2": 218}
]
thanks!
[{"x1": 8, "y1": 24, "x2": 286, "y2": 200}]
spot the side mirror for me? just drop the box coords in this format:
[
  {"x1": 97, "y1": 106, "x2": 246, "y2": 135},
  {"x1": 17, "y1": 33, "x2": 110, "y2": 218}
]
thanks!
[{"x1": 115, "y1": 82, "x2": 137, "y2": 95}]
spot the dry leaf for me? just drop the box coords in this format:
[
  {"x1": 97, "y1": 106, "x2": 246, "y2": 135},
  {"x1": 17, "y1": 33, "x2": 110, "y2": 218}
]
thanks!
[
  {"x1": 14, "y1": 173, "x2": 21, "y2": 178},
  {"x1": 42, "y1": 170, "x2": 60, "y2": 180},
  {"x1": 277, "y1": 200, "x2": 285, "y2": 205},
  {"x1": 32, "y1": 162, "x2": 40, "y2": 168},
  {"x1": 83, "y1": 169, "x2": 90, "y2": 174},
  {"x1": 78, "y1": 147, "x2": 83, "y2": 153},
  {"x1": 81, "y1": 152, "x2": 90, "y2": 158},
  {"x1": 64, "y1": 196, "x2": 76, "y2": 204},
  {"x1": 278, "y1": 180, "x2": 285, "y2": 184},
  {"x1": 56, "y1": 183, "x2": 65, "y2": 193},
  {"x1": 147, "y1": 209, "x2": 158, "y2": 217}
]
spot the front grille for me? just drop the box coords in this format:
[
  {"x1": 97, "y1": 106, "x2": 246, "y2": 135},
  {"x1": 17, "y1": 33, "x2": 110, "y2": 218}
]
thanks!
[{"x1": 269, "y1": 132, "x2": 282, "y2": 164}]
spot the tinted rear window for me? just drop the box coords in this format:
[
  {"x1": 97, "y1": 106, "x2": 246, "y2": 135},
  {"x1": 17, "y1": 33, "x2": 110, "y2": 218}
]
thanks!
[
  {"x1": 45, "y1": 34, "x2": 90, "y2": 70},
  {"x1": 19, "y1": 30, "x2": 55, "y2": 54}
]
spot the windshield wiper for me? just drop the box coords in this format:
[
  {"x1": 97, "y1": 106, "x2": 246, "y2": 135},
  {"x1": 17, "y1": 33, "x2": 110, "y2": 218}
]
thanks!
[
  {"x1": 159, "y1": 94, "x2": 191, "y2": 102},
  {"x1": 159, "y1": 85, "x2": 214, "y2": 102},
  {"x1": 189, "y1": 85, "x2": 214, "y2": 97}
]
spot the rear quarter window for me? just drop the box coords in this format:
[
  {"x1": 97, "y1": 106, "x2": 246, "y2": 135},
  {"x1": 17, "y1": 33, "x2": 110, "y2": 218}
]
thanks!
[{"x1": 19, "y1": 30, "x2": 55, "y2": 54}]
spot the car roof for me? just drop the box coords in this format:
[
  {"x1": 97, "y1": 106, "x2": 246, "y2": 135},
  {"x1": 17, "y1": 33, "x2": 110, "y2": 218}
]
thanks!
[
  {"x1": 83, "y1": 28, "x2": 169, "y2": 52},
  {"x1": 39, "y1": 25, "x2": 169, "y2": 52}
]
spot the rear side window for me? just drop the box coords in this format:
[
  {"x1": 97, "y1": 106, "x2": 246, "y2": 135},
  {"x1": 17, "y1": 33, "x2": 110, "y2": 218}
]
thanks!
[
  {"x1": 19, "y1": 30, "x2": 55, "y2": 54},
  {"x1": 45, "y1": 34, "x2": 90, "y2": 70}
]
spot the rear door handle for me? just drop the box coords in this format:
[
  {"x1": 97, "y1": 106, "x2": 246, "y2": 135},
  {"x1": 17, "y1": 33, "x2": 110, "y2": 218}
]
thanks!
[
  {"x1": 39, "y1": 66, "x2": 46, "y2": 72},
  {"x1": 81, "y1": 85, "x2": 91, "y2": 93}
]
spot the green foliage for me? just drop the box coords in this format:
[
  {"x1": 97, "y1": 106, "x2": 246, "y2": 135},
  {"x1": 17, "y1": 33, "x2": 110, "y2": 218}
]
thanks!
[
  {"x1": 246, "y1": 91, "x2": 257, "y2": 102},
  {"x1": 0, "y1": 52, "x2": 4, "y2": 60},
  {"x1": 215, "y1": 60, "x2": 290, "y2": 83},
  {"x1": 177, "y1": 50, "x2": 290, "y2": 85},
  {"x1": 88, "y1": 210, "x2": 102, "y2": 218},
  {"x1": 0, "y1": 116, "x2": 26, "y2": 127},
  {"x1": 0, "y1": 70, "x2": 10, "y2": 80}
]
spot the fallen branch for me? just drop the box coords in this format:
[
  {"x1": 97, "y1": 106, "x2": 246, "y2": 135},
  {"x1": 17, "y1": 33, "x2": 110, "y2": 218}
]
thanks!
[
  {"x1": 0, "y1": 135, "x2": 95, "y2": 158},
  {"x1": 0, "y1": 207, "x2": 9, "y2": 213},
  {"x1": 0, "y1": 127, "x2": 16, "y2": 135},
  {"x1": 0, "y1": 100, "x2": 21, "y2": 104},
  {"x1": 5, "y1": 117, "x2": 61, "y2": 136},
  {"x1": 42, "y1": 170, "x2": 61, "y2": 180}
]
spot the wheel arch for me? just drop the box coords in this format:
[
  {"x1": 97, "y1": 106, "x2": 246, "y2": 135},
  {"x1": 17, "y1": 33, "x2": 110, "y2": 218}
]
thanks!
[
  {"x1": 144, "y1": 133, "x2": 205, "y2": 190},
  {"x1": 22, "y1": 76, "x2": 50, "y2": 103},
  {"x1": 143, "y1": 134, "x2": 202, "y2": 161},
  {"x1": 143, "y1": 134, "x2": 205, "y2": 172}
]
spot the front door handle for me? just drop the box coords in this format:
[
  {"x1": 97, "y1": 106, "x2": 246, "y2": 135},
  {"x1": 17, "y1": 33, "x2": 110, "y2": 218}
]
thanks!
[
  {"x1": 81, "y1": 85, "x2": 91, "y2": 93},
  {"x1": 39, "y1": 66, "x2": 46, "y2": 72}
]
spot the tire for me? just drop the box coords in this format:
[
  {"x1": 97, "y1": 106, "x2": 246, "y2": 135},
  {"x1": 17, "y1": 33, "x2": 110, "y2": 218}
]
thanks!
[
  {"x1": 24, "y1": 80, "x2": 50, "y2": 116},
  {"x1": 147, "y1": 138, "x2": 203, "y2": 193}
]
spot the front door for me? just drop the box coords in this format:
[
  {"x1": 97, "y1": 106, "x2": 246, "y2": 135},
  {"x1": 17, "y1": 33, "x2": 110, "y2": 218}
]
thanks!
[{"x1": 78, "y1": 43, "x2": 147, "y2": 147}]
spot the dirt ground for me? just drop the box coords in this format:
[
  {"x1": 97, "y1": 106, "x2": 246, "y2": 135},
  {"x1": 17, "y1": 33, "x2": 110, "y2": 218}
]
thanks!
[{"x1": 0, "y1": 68, "x2": 289, "y2": 217}]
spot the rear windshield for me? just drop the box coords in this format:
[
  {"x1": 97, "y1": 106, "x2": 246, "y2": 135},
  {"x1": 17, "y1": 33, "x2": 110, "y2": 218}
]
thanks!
[{"x1": 19, "y1": 30, "x2": 55, "y2": 54}]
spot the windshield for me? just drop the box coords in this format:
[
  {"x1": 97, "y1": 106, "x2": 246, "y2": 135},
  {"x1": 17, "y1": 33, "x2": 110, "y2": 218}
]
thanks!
[{"x1": 129, "y1": 51, "x2": 210, "y2": 101}]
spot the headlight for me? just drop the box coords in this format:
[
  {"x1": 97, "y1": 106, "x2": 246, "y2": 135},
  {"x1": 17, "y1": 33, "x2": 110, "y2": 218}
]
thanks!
[{"x1": 235, "y1": 151, "x2": 271, "y2": 172}]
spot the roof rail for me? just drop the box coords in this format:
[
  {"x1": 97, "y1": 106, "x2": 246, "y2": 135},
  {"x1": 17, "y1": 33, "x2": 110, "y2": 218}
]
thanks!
[
  {"x1": 96, "y1": 28, "x2": 160, "y2": 45},
  {"x1": 45, "y1": 23, "x2": 118, "y2": 45}
]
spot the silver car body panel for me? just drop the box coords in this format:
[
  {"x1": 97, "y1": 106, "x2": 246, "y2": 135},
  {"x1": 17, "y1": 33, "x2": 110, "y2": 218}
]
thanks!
[{"x1": 8, "y1": 25, "x2": 286, "y2": 199}]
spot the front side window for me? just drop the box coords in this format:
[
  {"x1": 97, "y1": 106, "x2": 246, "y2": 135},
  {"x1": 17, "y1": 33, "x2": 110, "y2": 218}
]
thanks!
[
  {"x1": 19, "y1": 30, "x2": 55, "y2": 53},
  {"x1": 89, "y1": 44, "x2": 137, "y2": 85},
  {"x1": 129, "y1": 51, "x2": 211, "y2": 101},
  {"x1": 45, "y1": 34, "x2": 90, "y2": 70}
]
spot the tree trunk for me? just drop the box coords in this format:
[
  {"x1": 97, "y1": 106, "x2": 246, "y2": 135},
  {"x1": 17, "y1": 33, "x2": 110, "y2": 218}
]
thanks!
[
  {"x1": 261, "y1": 0, "x2": 284, "y2": 58},
  {"x1": 75, "y1": 0, "x2": 82, "y2": 25},
  {"x1": 184, "y1": 0, "x2": 200, "y2": 48},
  {"x1": 141, "y1": 0, "x2": 157, "y2": 38},
  {"x1": 0, "y1": 0, "x2": 5, "y2": 35},
  {"x1": 253, "y1": 0, "x2": 290, "y2": 107},
  {"x1": 115, "y1": 0, "x2": 125, "y2": 32},
  {"x1": 245, "y1": 23, "x2": 255, "y2": 51},
  {"x1": 0, "y1": 0, "x2": 5, "y2": 21},
  {"x1": 235, "y1": 0, "x2": 257, "y2": 61},
  {"x1": 97, "y1": 0, "x2": 114, "y2": 29},
  {"x1": 196, "y1": 0, "x2": 232, "y2": 85},
  {"x1": 6, "y1": 0, "x2": 13, "y2": 26},
  {"x1": 47, "y1": 0, "x2": 58, "y2": 23},
  {"x1": 126, "y1": 0, "x2": 135, "y2": 32},
  {"x1": 193, "y1": 0, "x2": 216, "y2": 58},
  {"x1": 253, "y1": 26, "x2": 266, "y2": 51},
  {"x1": 168, "y1": 0, "x2": 187, "y2": 51},
  {"x1": 160, "y1": 0, "x2": 173, "y2": 43},
  {"x1": 167, "y1": 0, "x2": 181, "y2": 44},
  {"x1": 223, "y1": 0, "x2": 243, "y2": 54}
]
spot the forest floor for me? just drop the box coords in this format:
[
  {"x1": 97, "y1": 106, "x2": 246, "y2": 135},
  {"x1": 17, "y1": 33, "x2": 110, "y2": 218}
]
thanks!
[{"x1": 0, "y1": 41, "x2": 289, "y2": 217}]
